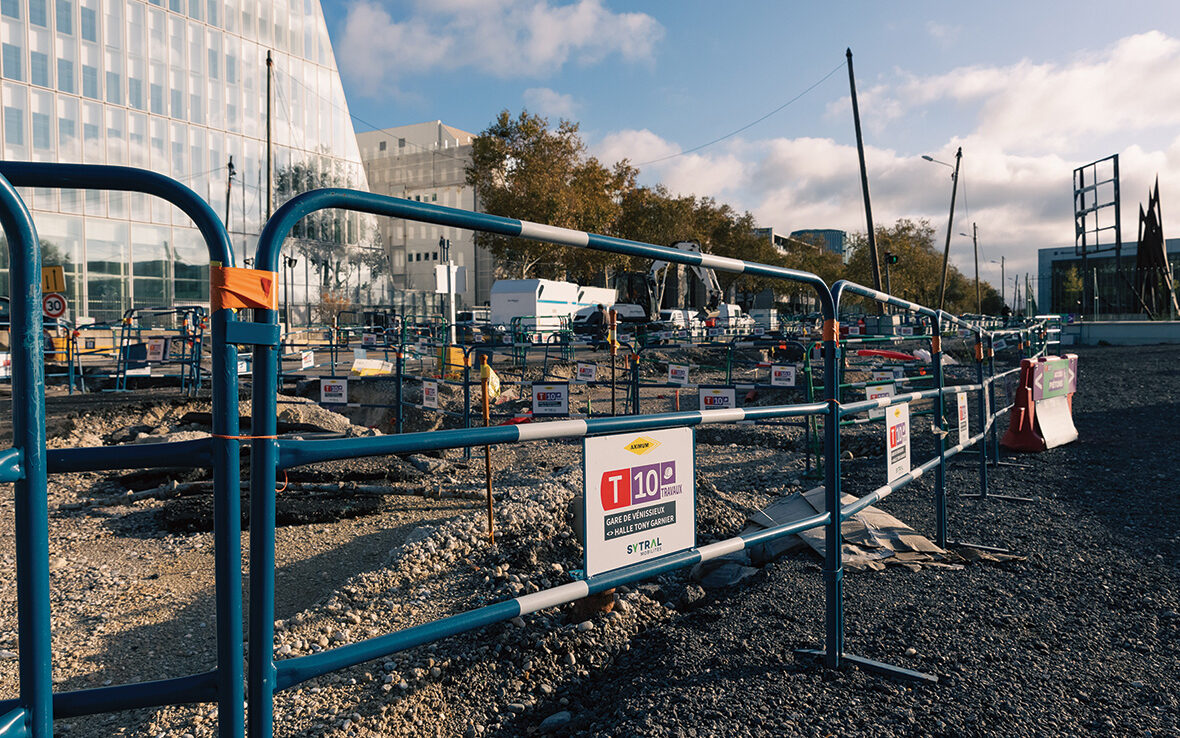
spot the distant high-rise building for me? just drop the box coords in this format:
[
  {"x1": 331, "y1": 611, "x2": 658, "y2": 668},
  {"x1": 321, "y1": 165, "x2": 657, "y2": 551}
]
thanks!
[
  {"x1": 356, "y1": 121, "x2": 492, "y2": 309},
  {"x1": 790, "y1": 229, "x2": 847, "y2": 261},
  {"x1": 0, "y1": 0, "x2": 370, "y2": 323}
]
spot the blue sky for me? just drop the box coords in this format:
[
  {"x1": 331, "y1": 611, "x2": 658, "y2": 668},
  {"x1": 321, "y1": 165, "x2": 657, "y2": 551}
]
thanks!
[{"x1": 319, "y1": 0, "x2": 1180, "y2": 282}]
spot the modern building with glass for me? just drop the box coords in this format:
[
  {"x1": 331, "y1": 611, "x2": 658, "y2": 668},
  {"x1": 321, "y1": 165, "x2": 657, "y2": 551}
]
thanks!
[{"x1": 0, "y1": 0, "x2": 370, "y2": 324}]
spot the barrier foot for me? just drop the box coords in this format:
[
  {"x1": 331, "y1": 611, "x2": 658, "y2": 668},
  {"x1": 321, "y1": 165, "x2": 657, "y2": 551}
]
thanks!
[
  {"x1": 793, "y1": 649, "x2": 938, "y2": 684},
  {"x1": 960, "y1": 492, "x2": 1035, "y2": 503},
  {"x1": 946, "y1": 539, "x2": 1012, "y2": 554},
  {"x1": 956, "y1": 451, "x2": 1033, "y2": 469}
]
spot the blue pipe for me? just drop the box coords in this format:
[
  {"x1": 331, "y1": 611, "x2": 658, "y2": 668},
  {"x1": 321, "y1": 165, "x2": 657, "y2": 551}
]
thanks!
[
  {"x1": 0, "y1": 671, "x2": 217, "y2": 719},
  {"x1": 0, "y1": 162, "x2": 244, "y2": 737},
  {"x1": 273, "y1": 509, "x2": 829, "y2": 691},
  {"x1": 47, "y1": 438, "x2": 214, "y2": 473}
]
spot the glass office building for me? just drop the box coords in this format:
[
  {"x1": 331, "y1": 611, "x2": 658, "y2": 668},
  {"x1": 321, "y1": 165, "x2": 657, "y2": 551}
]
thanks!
[{"x1": 0, "y1": 0, "x2": 369, "y2": 323}]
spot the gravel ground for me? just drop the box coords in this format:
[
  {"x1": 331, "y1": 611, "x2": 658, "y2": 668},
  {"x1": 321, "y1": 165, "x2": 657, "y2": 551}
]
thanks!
[{"x1": 0, "y1": 342, "x2": 1175, "y2": 737}]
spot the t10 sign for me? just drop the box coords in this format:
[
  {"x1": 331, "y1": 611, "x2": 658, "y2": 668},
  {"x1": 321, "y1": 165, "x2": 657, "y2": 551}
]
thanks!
[{"x1": 584, "y1": 428, "x2": 696, "y2": 577}]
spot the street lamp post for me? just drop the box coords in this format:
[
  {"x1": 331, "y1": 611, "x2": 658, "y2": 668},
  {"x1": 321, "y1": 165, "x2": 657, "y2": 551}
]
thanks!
[
  {"x1": 283, "y1": 256, "x2": 298, "y2": 328},
  {"x1": 923, "y1": 148, "x2": 962, "y2": 311},
  {"x1": 959, "y1": 223, "x2": 981, "y2": 314}
]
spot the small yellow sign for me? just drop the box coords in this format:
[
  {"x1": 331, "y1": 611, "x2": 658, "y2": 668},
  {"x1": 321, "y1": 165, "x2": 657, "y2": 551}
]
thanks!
[
  {"x1": 624, "y1": 436, "x2": 662, "y2": 455},
  {"x1": 41, "y1": 265, "x2": 65, "y2": 293}
]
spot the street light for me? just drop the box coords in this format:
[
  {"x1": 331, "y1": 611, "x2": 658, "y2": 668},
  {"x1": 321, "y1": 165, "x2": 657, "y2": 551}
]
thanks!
[
  {"x1": 959, "y1": 226, "x2": 981, "y2": 314},
  {"x1": 283, "y1": 256, "x2": 298, "y2": 327},
  {"x1": 922, "y1": 147, "x2": 962, "y2": 311}
]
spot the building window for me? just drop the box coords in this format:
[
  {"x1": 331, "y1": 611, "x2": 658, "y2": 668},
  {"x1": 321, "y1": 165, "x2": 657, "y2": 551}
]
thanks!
[
  {"x1": 2, "y1": 44, "x2": 22, "y2": 81},
  {"x1": 29, "y1": 0, "x2": 46, "y2": 26},
  {"x1": 57, "y1": 59, "x2": 74, "y2": 93},
  {"x1": 82, "y1": 64, "x2": 99, "y2": 98},
  {"x1": 55, "y1": 0, "x2": 72, "y2": 34},
  {"x1": 149, "y1": 82, "x2": 163, "y2": 114},
  {"x1": 4, "y1": 106, "x2": 23, "y2": 145},
  {"x1": 431, "y1": 252, "x2": 438, "y2": 261},
  {"x1": 80, "y1": 6, "x2": 96, "y2": 41},
  {"x1": 30, "y1": 52, "x2": 48, "y2": 86},
  {"x1": 379, "y1": 140, "x2": 386, "y2": 151},
  {"x1": 431, "y1": 193, "x2": 437, "y2": 202},
  {"x1": 398, "y1": 137, "x2": 405, "y2": 148},
  {"x1": 1, "y1": 0, "x2": 19, "y2": 19},
  {"x1": 31, "y1": 111, "x2": 50, "y2": 149},
  {"x1": 170, "y1": 87, "x2": 182, "y2": 118},
  {"x1": 127, "y1": 77, "x2": 142, "y2": 108},
  {"x1": 106, "y1": 71, "x2": 120, "y2": 103}
]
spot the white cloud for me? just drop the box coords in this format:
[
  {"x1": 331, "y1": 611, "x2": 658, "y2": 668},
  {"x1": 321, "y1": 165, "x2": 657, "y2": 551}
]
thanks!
[
  {"x1": 594, "y1": 32, "x2": 1180, "y2": 281},
  {"x1": 925, "y1": 21, "x2": 961, "y2": 46},
  {"x1": 523, "y1": 87, "x2": 579, "y2": 119},
  {"x1": 336, "y1": 0, "x2": 663, "y2": 96}
]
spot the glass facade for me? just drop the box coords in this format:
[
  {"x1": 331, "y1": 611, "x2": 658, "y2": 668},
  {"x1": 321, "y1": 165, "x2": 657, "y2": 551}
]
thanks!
[{"x1": 0, "y1": 0, "x2": 370, "y2": 323}]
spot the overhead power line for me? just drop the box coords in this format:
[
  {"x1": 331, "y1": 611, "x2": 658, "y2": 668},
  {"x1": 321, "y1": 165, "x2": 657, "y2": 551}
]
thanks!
[{"x1": 638, "y1": 58, "x2": 848, "y2": 166}]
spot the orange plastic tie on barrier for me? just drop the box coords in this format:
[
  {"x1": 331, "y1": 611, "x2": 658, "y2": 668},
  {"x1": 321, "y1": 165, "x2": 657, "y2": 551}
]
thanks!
[
  {"x1": 210, "y1": 264, "x2": 278, "y2": 311},
  {"x1": 822, "y1": 319, "x2": 839, "y2": 343},
  {"x1": 931, "y1": 336, "x2": 941, "y2": 354},
  {"x1": 973, "y1": 342, "x2": 984, "y2": 362}
]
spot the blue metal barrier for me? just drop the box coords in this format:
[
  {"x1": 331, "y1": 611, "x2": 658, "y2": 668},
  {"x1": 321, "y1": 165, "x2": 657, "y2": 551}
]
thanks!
[
  {"x1": 0, "y1": 162, "x2": 244, "y2": 737},
  {"x1": 247, "y1": 187, "x2": 838, "y2": 736}
]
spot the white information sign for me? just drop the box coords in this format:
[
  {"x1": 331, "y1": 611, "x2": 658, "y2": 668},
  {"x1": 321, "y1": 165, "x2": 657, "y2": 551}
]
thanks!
[
  {"x1": 583, "y1": 428, "x2": 696, "y2": 577},
  {"x1": 125, "y1": 366, "x2": 152, "y2": 377},
  {"x1": 422, "y1": 380, "x2": 439, "y2": 409},
  {"x1": 146, "y1": 338, "x2": 168, "y2": 363},
  {"x1": 753, "y1": 326, "x2": 765, "y2": 336},
  {"x1": 0, "y1": 352, "x2": 9, "y2": 378},
  {"x1": 320, "y1": 378, "x2": 348, "y2": 404},
  {"x1": 362, "y1": 332, "x2": 377, "y2": 347},
  {"x1": 866, "y1": 383, "x2": 895, "y2": 420},
  {"x1": 707, "y1": 327, "x2": 722, "y2": 338},
  {"x1": 698, "y1": 386, "x2": 736, "y2": 411},
  {"x1": 848, "y1": 325, "x2": 862, "y2": 336},
  {"x1": 575, "y1": 362, "x2": 598, "y2": 384},
  {"x1": 898, "y1": 326, "x2": 915, "y2": 336},
  {"x1": 237, "y1": 359, "x2": 251, "y2": 376},
  {"x1": 956, "y1": 392, "x2": 969, "y2": 445},
  {"x1": 770, "y1": 364, "x2": 797, "y2": 387},
  {"x1": 300, "y1": 350, "x2": 315, "y2": 370},
  {"x1": 871, "y1": 370, "x2": 895, "y2": 384},
  {"x1": 532, "y1": 382, "x2": 569, "y2": 416},
  {"x1": 886, "y1": 402, "x2": 911, "y2": 484},
  {"x1": 993, "y1": 338, "x2": 1009, "y2": 351},
  {"x1": 667, "y1": 364, "x2": 689, "y2": 385}
]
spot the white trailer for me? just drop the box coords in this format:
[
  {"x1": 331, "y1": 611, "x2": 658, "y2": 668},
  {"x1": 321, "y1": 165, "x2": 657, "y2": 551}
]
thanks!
[{"x1": 490, "y1": 279, "x2": 582, "y2": 335}]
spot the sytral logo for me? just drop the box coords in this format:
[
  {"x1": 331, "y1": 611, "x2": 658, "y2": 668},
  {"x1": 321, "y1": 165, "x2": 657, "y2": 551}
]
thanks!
[{"x1": 624, "y1": 436, "x2": 661, "y2": 455}]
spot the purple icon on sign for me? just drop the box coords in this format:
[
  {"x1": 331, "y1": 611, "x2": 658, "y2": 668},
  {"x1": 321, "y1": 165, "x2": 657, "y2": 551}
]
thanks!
[{"x1": 660, "y1": 461, "x2": 676, "y2": 486}]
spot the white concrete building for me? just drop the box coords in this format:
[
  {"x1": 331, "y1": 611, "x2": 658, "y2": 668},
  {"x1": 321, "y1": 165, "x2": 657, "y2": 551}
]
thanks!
[{"x1": 356, "y1": 120, "x2": 492, "y2": 310}]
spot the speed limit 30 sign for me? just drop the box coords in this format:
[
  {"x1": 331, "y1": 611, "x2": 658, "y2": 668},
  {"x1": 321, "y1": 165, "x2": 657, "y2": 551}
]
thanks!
[{"x1": 42, "y1": 292, "x2": 67, "y2": 319}]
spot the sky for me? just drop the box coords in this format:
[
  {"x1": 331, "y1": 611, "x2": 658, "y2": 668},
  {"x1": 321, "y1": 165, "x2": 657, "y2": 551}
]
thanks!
[{"x1": 318, "y1": 0, "x2": 1180, "y2": 289}]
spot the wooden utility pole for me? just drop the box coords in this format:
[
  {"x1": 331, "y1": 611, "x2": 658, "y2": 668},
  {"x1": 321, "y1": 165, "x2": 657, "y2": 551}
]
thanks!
[
  {"x1": 937, "y1": 147, "x2": 962, "y2": 310},
  {"x1": 847, "y1": 48, "x2": 883, "y2": 308}
]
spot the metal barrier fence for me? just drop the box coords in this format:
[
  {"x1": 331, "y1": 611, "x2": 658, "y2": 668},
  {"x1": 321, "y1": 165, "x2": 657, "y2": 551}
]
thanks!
[
  {"x1": 0, "y1": 162, "x2": 244, "y2": 738},
  {"x1": 0, "y1": 166, "x2": 1040, "y2": 736}
]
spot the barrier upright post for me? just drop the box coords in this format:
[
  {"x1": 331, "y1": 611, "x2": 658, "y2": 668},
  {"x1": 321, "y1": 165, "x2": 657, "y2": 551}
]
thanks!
[
  {"x1": 932, "y1": 315, "x2": 947, "y2": 548},
  {"x1": 0, "y1": 174, "x2": 51, "y2": 737}
]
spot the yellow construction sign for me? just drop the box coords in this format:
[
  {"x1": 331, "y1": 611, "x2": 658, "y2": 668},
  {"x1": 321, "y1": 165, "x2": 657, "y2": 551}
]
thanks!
[{"x1": 41, "y1": 265, "x2": 65, "y2": 293}]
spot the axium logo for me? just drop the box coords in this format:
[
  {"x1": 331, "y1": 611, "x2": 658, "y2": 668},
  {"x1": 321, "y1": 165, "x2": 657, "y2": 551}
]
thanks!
[{"x1": 624, "y1": 436, "x2": 661, "y2": 455}]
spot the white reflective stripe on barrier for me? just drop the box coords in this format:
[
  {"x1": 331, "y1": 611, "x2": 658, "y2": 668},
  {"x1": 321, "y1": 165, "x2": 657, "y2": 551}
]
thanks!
[
  {"x1": 515, "y1": 581, "x2": 590, "y2": 616},
  {"x1": 698, "y1": 253, "x2": 747, "y2": 273},
  {"x1": 518, "y1": 222, "x2": 591, "y2": 247},
  {"x1": 700, "y1": 407, "x2": 746, "y2": 423},
  {"x1": 697, "y1": 538, "x2": 746, "y2": 561},
  {"x1": 515, "y1": 419, "x2": 589, "y2": 441}
]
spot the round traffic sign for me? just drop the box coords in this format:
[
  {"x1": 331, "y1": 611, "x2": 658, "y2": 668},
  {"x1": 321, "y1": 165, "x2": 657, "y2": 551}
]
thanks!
[{"x1": 42, "y1": 292, "x2": 67, "y2": 318}]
